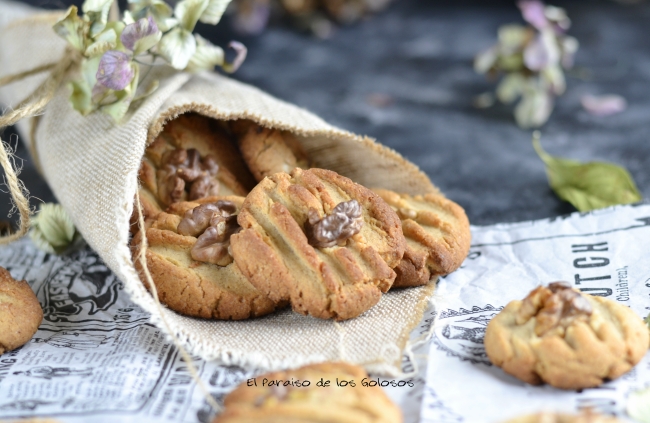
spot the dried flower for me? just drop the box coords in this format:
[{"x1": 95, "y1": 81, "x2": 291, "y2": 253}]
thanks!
[
  {"x1": 474, "y1": 0, "x2": 578, "y2": 128},
  {"x1": 54, "y1": 0, "x2": 245, "y2": 122},
  {"x1": 96, "y1": 50, "x2": 135, "y2": 90},
  {"x1": 29, "y1": 203, "x2": 84, "y2": 255}
]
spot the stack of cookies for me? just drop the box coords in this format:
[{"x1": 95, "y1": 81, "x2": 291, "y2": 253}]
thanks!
[{"x1": 132, "y1": 113, "x2": 471, "y2": 321}]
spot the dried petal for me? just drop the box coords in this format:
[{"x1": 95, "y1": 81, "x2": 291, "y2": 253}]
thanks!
[
  {"x1": 96, "y1": 51, "x2": 135, "y2": 91},
  {"x1": 514, "y1": 85, "x2": 553, "y2": 128},
  {"x1": 223, "y1": 41, "x2": 247, "y2": 73},
  {"x1": 581, "y1": 94, "x2": 627, "y2": 117},
  {"x1": 200, "y1": 0, "x2": 231, "y2": 25},
  {"x1": 518, "y1": 0, "x2": 548, "y2": 30},
  {"x1": 121, "y1": 16, "x2": 162, "y2": 55},
  {"x1": 29, "y1": 203, "x2": 83, "y2": 255},
  {"x1": 474, "y1": 46, "x2": 498, "y2": 74},
  {"x1": 186, "y1": 34, "x2": 225, "y2": 72},
  {"x1": 158, "y1": 27, "x2": 196, "y2": 70},
  {"x1": 560, "y1": 36, "x2": 579, "y2": 69}
]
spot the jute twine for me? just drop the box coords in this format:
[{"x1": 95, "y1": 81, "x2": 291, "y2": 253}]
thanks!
[
  {"x1": 0, "y1": 48, "x2": 77, "y2": 244},
  {"x1": 0, "y1": 48, "x2": 222, "y2": 415}
]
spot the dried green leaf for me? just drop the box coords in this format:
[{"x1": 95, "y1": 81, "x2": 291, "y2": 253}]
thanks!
[
  {"x1": 533, "y1": 132, "x2": 642, "y2": 212},
  {"x1": 628, "y1": 386, "x2": 650, "y2": 423},
  {"x1": 85, "y1": 28, "x2": 117, "y2": 57},
  {"x1": 53, "y1": 6, "x2": 87, "y2": 52},
  {"x1": 175, "y1": 0, "x2": 209, "y2": 31},
  {"x1": 200, "y1": 0, "x2": 231, "y2": 25},
  {"x1": 186, "y1": 34, "x2": 224, "y2": 72},
  {"x1": 158, "y1": 27, "x2": 196, "y2": 69},
  {"x1": 69, "y1": 79, "x2": 93, "y2": 115},
  {"x1": 29, "y1": 203, "x2": 83, "y2": 255}
]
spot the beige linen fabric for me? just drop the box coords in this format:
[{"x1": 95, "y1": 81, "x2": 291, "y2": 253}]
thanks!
[{"x1": 0, "y1": 11, "x2": 437, "y2": 376}]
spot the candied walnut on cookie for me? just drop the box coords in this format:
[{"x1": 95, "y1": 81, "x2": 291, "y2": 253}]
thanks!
[
  {"x1": 230, "y1": 168, "x2": 406, "y2": 320},
  {"x1": 131, "y1": 196, "x2": 284, "y2": 320},
  {"x1": 0, "y1": 267, "x2": 43, "y2": 355},
  {"x1": 230, "y1": 120, "x2": 311, "y2": 182},
  {"x1": 213, "y1": 362, "x2": 403, "y2": 423},
  {"x1": 372, "y1": 189, "x2": 471, "y2": 288},
  {"x1": 485, "y1": 282, "x2": 650, "y2": 389},
  {"x1": 134, "y1": 114, "x2": 256, "y2": 228}
]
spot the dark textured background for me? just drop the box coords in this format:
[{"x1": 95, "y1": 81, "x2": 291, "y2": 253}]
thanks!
[{"x1": 2, "y1": 0, "x2": 650, "y2": 228}]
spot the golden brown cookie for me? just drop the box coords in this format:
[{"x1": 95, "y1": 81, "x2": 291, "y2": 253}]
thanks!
[
  {"x1": 230, "y1": 120, "x2": 311, "y2": 182},
  {"x1": 501, "y1": 411, "x2": 622, "y2": 423},
  {"x1": 372, "y1": 189, "x2": 471, "y2": 288},
  {"x1": 214, "y1": 362, "x2": 403, "y2": 423},
  {"x1": 230, "y1": 168, "x2": 405, "y2": 320},
  {"x1": 135, "y1": 114, "x2": 256, "y2": 227},
  {"x1": 0, "y1": 267, "x2": 42, "y2": 355},
  {"x1": 132, "y1": 196, "x2": 284, "y2": 320},
  {"x1": 485, "y1": 282, "x2": 650, "y2": 390}
]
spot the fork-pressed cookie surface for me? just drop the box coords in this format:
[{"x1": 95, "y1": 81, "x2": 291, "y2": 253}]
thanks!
[
  {"x1": 372, "y1": 189, "x2": 471, "y2": 288},
  {"x1": 485, "y1": 282, "x2": 650, "y2": 389},
  {"x1": 230, "y1": 168, "x2": 405, "y2": 320},
  {"x1": 132, "y1": 196, "x2": 283, "y2": 320},
  {"x1": 135, "y1": 113, "x2": 256, "y2": 226},
  {"x1": 213, "y1": 362, "x2": 403, "y2": 423},
  {"x1": 230, "y1": 120, "x2": 311, "y2": 182},
  {"x1": 0, "y1": 267, "x2": 43, "y2": 355}
]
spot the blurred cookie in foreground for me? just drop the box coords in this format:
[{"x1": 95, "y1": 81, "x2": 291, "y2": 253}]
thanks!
[
  {"x1": 502, "y1": 411, "x2": 622, "y2": 423},
  {"x1": 0, "y1": 267, "x2": 43, "y2": 355},
  {"x1": 230, "y1": 120, "x2": 311, "y2": 182},
  {"x1": 372, "y1": 189, "x2": 471, "y2": 288},
  {"x1": 231, "y1": 168, "x2": 405, "y2": 320},
  {"x1": 213, "y1": 362, "x2": 402, "y2": 423},
  {"x1": 132, "y1": 196, "x2": 284, "y2": 320},
  {"x1": 485, "y1": 282, "x2": 649, "y2": 389},
  {"x1": 136, "y1": 114, "x2": 256, "y2": 226}
]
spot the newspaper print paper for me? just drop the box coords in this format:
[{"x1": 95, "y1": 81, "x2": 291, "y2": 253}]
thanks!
[
  {"x1": 0, "y1": 237, "x2": 428, "y2": 422},
  {"x1": 421, "y1": 204, "x2": 650, "y2": 423}
]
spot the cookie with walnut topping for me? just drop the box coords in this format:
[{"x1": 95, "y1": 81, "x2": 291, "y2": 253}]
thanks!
[
  {"x1": 0, "y1": 267, "x2": 43, "y2": 355},
  {"x1": 131, "y1": 196, "x2": 284, "y2": 320},
  {"x1": 213, "y1": 362, "x2": 403, "y2": 423},
  {"x1": 230, "y1": 120, "x2": 311, "y2": 182},
  {"x1": 372, "y1": 189, "x2": 470, "y2": 288},
  {"x1": 135, "y1": 114, "x2": 256, "y2": 228},
  {"x1": 485, "y1": 282, "x2": 649, "y2": 389},
  {"x1": 230, "y1": 168, "x2": 405, "y2": 320}
]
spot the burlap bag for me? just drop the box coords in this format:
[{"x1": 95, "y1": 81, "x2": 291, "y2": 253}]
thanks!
[{"x1": 0, "y1": 5, "x2": 437, "y2": 376}]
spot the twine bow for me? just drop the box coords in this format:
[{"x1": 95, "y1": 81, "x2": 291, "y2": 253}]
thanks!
[{"x1": 0, "y1": 46, "x2": 79, "y2": 244}]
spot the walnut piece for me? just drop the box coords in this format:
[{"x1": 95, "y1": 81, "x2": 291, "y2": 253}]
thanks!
[
  {"x1": 306, "y1": 200, "x2": 363, "y2": 248},
  {"x1": 176, "y1": 200, "x2": 241, "y2": 266},
  {"x1": 515, "y1": 281, "x2": 593, "y2": 336},
  {"x1": 156, "y1": 148, "x2": 221, "y2": 205}
]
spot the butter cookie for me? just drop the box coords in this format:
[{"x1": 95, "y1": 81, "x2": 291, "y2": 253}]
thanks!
[
  {"x1": 230, "y1": 168, "x2": 405, "y2": 320},
  {"x1": 136, "y1": 114, "x2": 256, "y2": 226},
  {"x1": 0, "y1": 267, "x2": 43, "y2": 354},
  {"x1": 230, "y1": 120, "x2": 311, "y2": 182},
  {"x1": 132, "y1": 196, "x2": 283, "y2": 320},
  {"x1": 372, "y1": 189, "x2": 470, "y2": 288},
  {"x1": 214, "y1": 362, "x2": 402, "y2": 423},
  {"x1": 485, "y1": 282, "x2": 649, "y2": 389}
]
